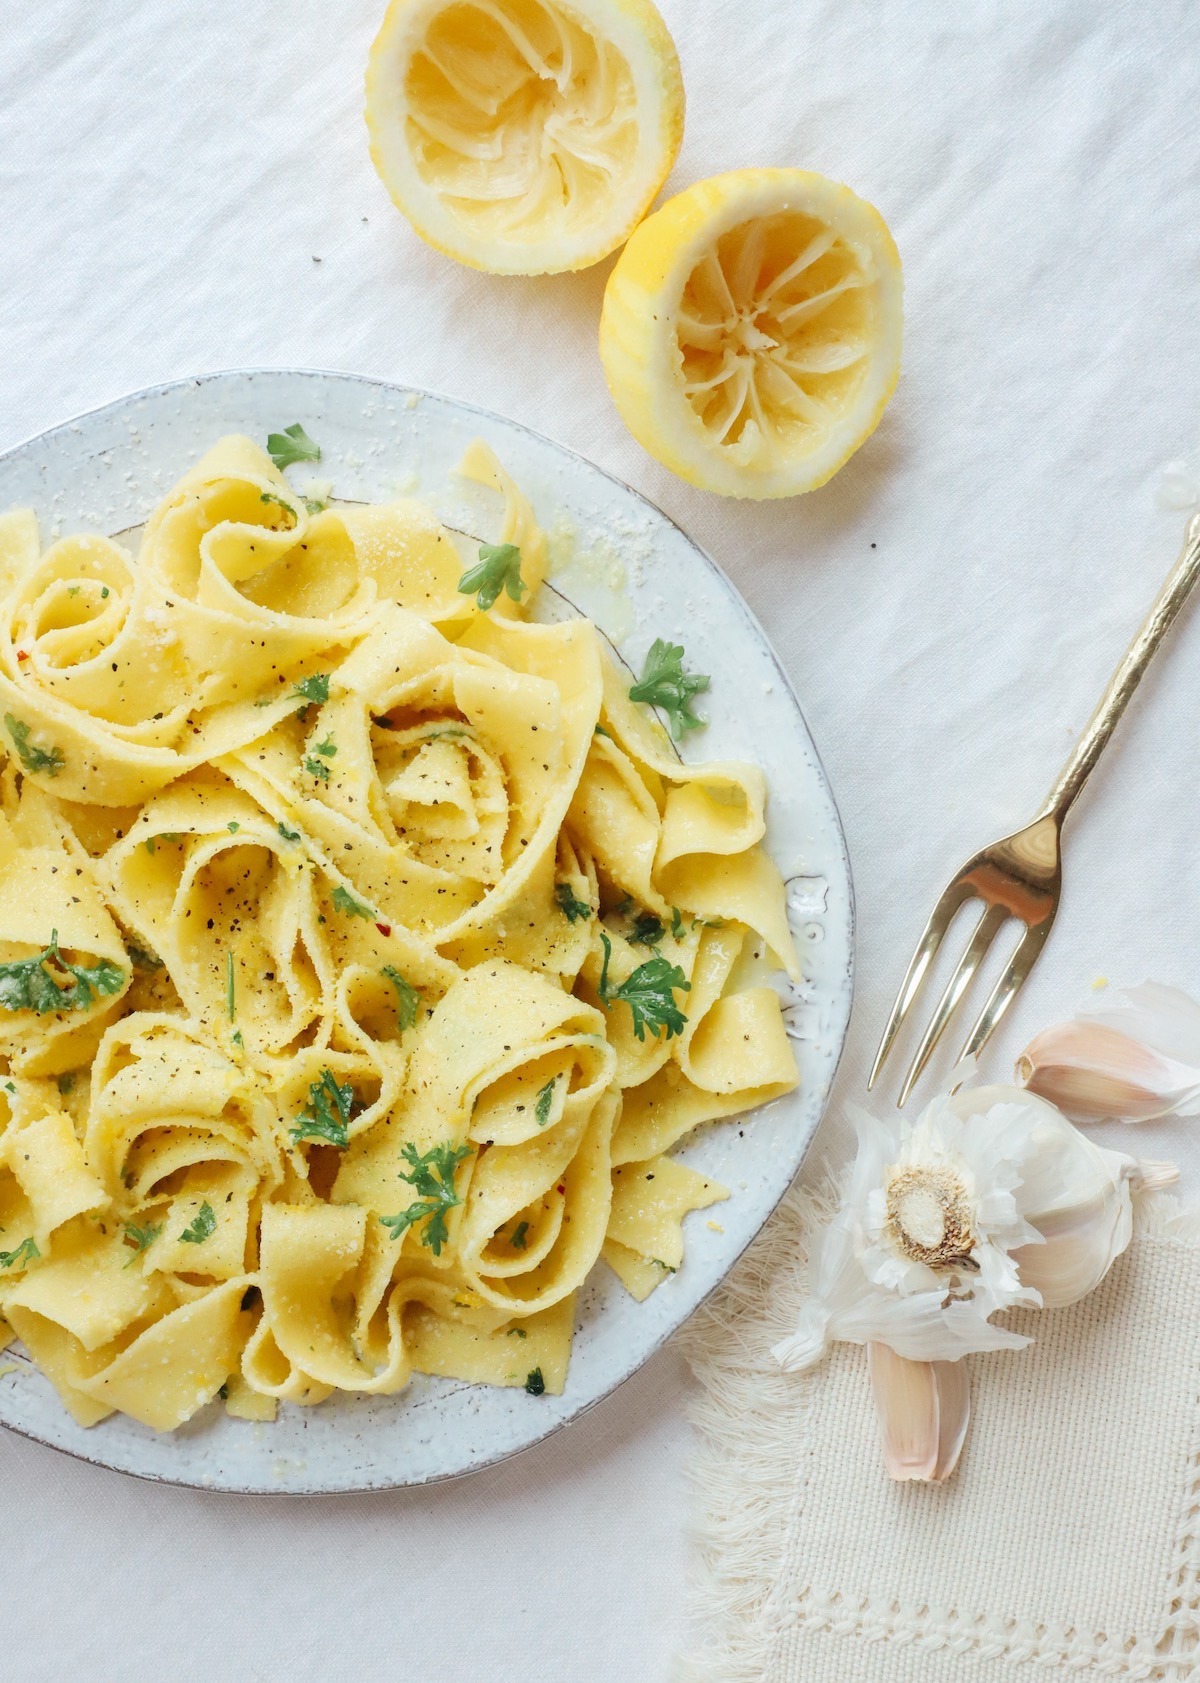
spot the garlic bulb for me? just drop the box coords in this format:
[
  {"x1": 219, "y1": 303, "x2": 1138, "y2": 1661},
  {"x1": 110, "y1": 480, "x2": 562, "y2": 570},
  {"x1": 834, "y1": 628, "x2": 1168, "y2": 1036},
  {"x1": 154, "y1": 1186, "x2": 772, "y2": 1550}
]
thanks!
[
  {"x1": 956, "y1": 1084, "x2": 1177, "y2": 1306},
  {"x1": 868, "y1": 1341, "x2": 970, "y2": 1482},
  {"x1": 1018, "y1": 982, "x2": 1200, "y2": 1122},
  {"x1": 772, "y1": 1094, "x2": 1041, "y2": 1372},
  {"x1": 773, "y1": 1086, "x2": 1175, "y2": 1373}
]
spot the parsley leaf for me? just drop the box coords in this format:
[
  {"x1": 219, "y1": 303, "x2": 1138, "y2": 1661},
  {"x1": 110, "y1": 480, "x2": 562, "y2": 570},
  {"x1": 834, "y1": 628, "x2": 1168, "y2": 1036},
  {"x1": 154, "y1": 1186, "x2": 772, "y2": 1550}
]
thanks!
[
  {"x1": 128, "y1": 943, "x2": 163, "y2": 971},
  {"x1": 381, "y1": 966, "x2": 420, "y2": 1033},
  {"x1": 122, "y1": 1221, "x2": 162, "y2": 1265},
  {"x1": 524, "y1": 1367, "x2": 546, "y2": 1396},
  {"x1": 303, "y1": 734, "x2": 337, "y2": 781},
  {"x1": 179, "y1": 1202, "x2": 217, "y2": 1245},
  {"x1": 0, "y1": 1236, "x2": 39, "y2": 1270},
  {"x1": 457, "y1": 542, "x2": 526, "y2": 612},
  {"x1": 510, "y1": 1220, "x2": 530, "y2": 1250},
  {"x1": 508, "y1": 1326, "x2": 527, "y2": 1339},
  {"x1": 0, "y1": 931, "x2": 125, "y2": 1015},
  {"x1": 535, "y1": 1078, "x2": 556, "y2": 1126},
  {"x1": 56, "y1": 1072, "x2": 74, "y2": 1095},
  {"x1": 554, "y1": 882, "x2": 592, "y2": 923},
  {"x1": 331, "y1": 884, "x2": 373, "y2": 919},
  {"x1": 628, "y1": 640, "x2": 709, "y2": 738},
  {"x1": 266, "y1": 423, "x2": 321, "y2": 471},
  {"x1": 597, "y1": 931, "x2": 690, "y2": 1042},
  {"x1": 289, "y1": 1069, "x2": 354, "y2": 1150},
  {"x1": 628, "y1": 911, "x2": 664, "y2": 946},
  {"x1": 670, "y1": 906, "x2": 686, "y2": 941},
  {"x1": 5, "y1": 714, "x2": 64, "y2": 777},
  {"x1": 259, "y1": 490, "x2": 297, "y2": 522},
  {"x1": 277, "y1": 822, "x2": 301, "y2": 843},
  {"x1": 292, "y1": 673, "x2": 330, "y2": 706},
  {"x1": 380, "y1": 1141, "x2": 471, "y2": 1256}
]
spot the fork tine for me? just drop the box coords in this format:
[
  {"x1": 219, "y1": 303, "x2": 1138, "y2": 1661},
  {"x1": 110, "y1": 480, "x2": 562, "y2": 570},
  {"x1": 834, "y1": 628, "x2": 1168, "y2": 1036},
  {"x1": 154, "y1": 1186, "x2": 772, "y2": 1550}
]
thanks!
[
  {"x1": 896, "y1": 903, "x2": 1009, "y2": 1107},
  {"x1": 956, "y1": 915, "x2": 1056, "y2": 1066},
  {"x1": 867, "y1": 881, "x2": 973, "y2": 1091}
]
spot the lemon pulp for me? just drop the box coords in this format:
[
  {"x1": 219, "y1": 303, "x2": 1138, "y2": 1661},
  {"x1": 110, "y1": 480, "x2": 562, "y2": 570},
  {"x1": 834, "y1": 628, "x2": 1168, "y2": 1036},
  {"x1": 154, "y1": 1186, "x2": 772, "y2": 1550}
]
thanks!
[
  {"x1": 599, "y1": 169, "x2": 903, "y2": 497},
  {"x1": 367, "y1": 0, "x2": 684, "y2": 275}
]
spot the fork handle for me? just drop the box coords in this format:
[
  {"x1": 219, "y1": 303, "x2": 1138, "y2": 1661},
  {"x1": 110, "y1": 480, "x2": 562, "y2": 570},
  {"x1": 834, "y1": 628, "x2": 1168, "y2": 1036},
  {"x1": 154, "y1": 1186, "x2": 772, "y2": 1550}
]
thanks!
[{"x1": 1038, "y1": 511, "x2": 1200, "y2": 823}]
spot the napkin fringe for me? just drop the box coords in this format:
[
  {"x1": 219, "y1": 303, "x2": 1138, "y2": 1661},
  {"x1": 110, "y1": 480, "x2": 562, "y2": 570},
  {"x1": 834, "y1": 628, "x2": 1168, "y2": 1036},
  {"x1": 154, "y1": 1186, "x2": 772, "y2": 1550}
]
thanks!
[{"x1": 674, "y1": 1175, "x2": 838, "y2": 1683}]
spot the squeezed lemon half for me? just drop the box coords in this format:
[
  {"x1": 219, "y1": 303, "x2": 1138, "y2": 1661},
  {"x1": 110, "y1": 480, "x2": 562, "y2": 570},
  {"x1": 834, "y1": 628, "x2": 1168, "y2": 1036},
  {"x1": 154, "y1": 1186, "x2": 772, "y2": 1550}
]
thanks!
[
  {"x1": 366, "y1": 0, "x2": 684, "y2": 275},
  {"x1": 599, "y1": 169, "x2": 903, "y2": 497}
]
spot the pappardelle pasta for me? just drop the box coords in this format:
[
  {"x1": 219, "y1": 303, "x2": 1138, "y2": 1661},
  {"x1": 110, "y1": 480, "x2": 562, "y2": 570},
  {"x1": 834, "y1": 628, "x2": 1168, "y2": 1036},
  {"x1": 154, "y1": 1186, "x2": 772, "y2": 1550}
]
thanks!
[{"x1": 0, "y1": 434, "x2": 798, "y2": 1433}]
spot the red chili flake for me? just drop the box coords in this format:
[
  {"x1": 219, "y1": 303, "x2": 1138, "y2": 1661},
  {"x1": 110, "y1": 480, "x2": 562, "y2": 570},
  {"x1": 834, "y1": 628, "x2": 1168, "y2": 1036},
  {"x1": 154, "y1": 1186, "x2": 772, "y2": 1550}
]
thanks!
[
  {"x1": 557, "y1": 1184, "x2": 566, "y2": 1195},
  {"x1": 16, "y1": 649, "x2": 29, "y2": 661},
  {"x1": 375, "y1": 922, "x2": 392, "y2": 936}
]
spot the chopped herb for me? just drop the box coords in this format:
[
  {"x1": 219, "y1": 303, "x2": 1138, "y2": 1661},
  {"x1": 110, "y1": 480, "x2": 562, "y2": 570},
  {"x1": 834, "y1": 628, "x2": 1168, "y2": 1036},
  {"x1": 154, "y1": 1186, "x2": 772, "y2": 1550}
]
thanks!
[
  {"x1": 289, "y1": 1068, "x2": 354, "y2": 1150},
  {"x1": 292, "y1": 673, "x2": 330, "y2": 706},
  {"x1": 457, "y1": 542, "x2": 525, "y2": 612},
  {"x1": 304, "y1": 497, "x2": 327, "y2": 516},
  {"x1": 628, "y1": 911, "x2": 664, "y2": 946},
  {"x1": 304, "y1": 754, "x2": 331, "y2": 782},
  {"x1": 178, "y1": 1202, "x2": 217, "y2": 1245},
  {"x1": 597, "y1": 931, "x2": 690, "y2": 1042},
  {"x1": 524, "y1": 1367, "x2": 546, "y2": 1396},
  {"x1": 144, "y1": 836, "x2": 156, "y2": 854},
  {"x1": 331, "y1": 884, "x2": 373, "y2": 919},
  {"x1": 510, "y1": 1221, "x2": 530, "y2": 1250},
  {"x1": 670, "y1": 906, "x2": 685, "y2": 940},
  {"x1": 628, "y1": 639, "x2": 709, "y2": 738},
  {"x1": 380, "y1": 1141, "x2": 471, "y2": 1256},
  {"x1": 593, "y1": 724, "x2": 611, "y2": 738},
  {"x1": 507, "y1": 1327, "x2": 528, "y2": 1339},
  {"x1": 554, "y1": 882, "x2": 591, "y2": 924},
  {"x1": 218, "y1": 1382, "x2": 230, "y2": 1400},
  {"x1": 67, "y1": 584, "x2": 80, "y2": 597},
  {"x1": 5, "y1": 714, "x2": 64, "y2": 777},
  {"x1": 266, "y1": 423, "x2": 321, "y2": 471},
  {"x1": 231, "y1": 1029, "x2": 244, "y2": 1050},
  {"x1": 534, "y1": 1078, "x2": 556, "y2": 1127},
  {"x1": 226, "y1": 953, "x2": 236, "y2": 1022},
  {"x1": 381, "y1": 966, "x2": 420, "y2": 1032},
  {"x1": 0, "y1": 931, "x2": 125, "y2": 1015},
  {"x1": 56, "y1": 1072, "x2": 74, "y2": 1095},
  {"x1": 0, "y1": 1236, "x2": 39, "y2": 1270},
  {"x1": 3, "y1": 1081, "x2": 14, "y2": 1094},
  {"x1": 227, "y1": 820, "x2": 240, "y2": 833},
  {"x1": 122, "y1": 1220, "x2": 162, "y2": 1265},
  {"x1": 128, "y1": 943, "x2": 163, "y2": 972},
  {"x1": 277, "y1": 822, "x2": 300, "y2": 843},
  {"x1": 101, "y1": 586, "x2": 110, "y2": 599},
  {"x1": 259, "y1": 490, "x2": 297, "y2": 521}
]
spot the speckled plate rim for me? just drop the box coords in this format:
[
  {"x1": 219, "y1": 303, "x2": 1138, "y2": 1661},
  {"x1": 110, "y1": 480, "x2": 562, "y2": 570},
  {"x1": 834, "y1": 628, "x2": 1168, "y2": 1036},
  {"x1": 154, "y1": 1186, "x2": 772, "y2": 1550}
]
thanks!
[{"x1": 0, "y1": 369, "x2": 854, "y2": 1494}]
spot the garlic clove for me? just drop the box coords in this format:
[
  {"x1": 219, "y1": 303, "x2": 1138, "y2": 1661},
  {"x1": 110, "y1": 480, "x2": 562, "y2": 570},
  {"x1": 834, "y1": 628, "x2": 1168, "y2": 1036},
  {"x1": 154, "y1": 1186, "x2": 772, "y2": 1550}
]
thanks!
[
  {"x1": 868, "y1": 1341, "x2": 970, "y2": 1482},
  {"x1": 1017, "y1": 1019, "x2": 1200, "y2": 1122}
]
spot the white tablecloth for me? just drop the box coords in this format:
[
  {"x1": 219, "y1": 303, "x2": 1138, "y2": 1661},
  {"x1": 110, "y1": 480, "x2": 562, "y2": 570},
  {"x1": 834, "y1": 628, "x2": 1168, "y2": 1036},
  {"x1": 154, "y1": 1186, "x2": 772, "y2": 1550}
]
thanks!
[{"x1": 4, "y1": 2, "x2": 1200, "y2": 1677}]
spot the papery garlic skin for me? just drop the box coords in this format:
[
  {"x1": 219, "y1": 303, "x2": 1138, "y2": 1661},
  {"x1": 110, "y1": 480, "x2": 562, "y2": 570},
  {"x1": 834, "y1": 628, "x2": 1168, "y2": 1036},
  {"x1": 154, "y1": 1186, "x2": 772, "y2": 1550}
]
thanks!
[
  {"x1": 950, "y1": 1085, "x2": 1177, "y2": 1308},
  {"x1": 1018, "y1": 983, "x2": 1200, "y2": 1122},
  {"x1": 868, "y1": 1341, "x2": 970, "y2": 1483},
  {"x1": 772, "y1": 1095, "x2": 1042, "y2": 1372},
  {"x1": 773, "y1": 1085, "x2": 1178, "y2": 1376}
]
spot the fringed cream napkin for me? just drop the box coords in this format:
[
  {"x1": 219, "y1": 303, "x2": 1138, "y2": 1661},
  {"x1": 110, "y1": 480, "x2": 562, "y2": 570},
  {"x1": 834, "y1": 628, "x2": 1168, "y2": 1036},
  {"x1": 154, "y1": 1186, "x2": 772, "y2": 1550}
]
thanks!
[{"x1": 678, "y1": 1185, "x2": 1200, "y2": 1682}]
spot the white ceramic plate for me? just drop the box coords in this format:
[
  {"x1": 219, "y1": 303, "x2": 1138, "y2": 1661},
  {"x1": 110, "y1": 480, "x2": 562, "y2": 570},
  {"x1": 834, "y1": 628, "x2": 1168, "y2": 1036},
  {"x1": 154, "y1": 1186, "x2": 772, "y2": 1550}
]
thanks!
[{"x1": 0, "y1": 370, "x2": 853, "y2": 1493}]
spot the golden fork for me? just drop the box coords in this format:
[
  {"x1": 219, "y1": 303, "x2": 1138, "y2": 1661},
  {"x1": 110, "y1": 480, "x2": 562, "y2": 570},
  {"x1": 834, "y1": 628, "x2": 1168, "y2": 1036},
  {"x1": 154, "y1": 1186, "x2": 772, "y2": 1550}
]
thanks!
[{"x1": 870, "y1": 511, "x2": 1200, "y2": 1106}]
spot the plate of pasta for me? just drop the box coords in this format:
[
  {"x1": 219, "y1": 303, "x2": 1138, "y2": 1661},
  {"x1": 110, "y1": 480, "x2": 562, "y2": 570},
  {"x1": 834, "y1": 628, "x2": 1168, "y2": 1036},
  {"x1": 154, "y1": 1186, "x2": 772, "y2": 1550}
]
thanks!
[{"x1": 0, "y1": 370, "x2": 852, "y2": 1492}]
